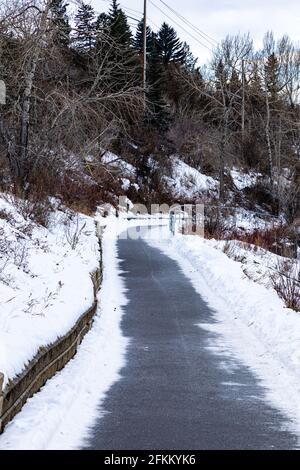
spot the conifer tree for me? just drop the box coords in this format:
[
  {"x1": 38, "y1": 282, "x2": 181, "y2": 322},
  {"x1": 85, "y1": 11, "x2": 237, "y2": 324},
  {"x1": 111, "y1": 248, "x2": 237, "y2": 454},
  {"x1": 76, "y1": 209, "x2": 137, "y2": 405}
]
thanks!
[
  {"x1": 264, "y1": 52, "x2": 280, "y2": 101},
  {"x1": 229, "y1": 69, "x2": 242, "y2": 94},
  {"x1": 156, "y1": 22, "x2": 185, "y2": 64},
  {"x1": 215, "y1": 59, "x2": 228, "y2": 95},
  {"x1": 74, "y1": 2, "x2": 96, "y2": 52},
  {"x1": 133, "y1": 19, "x2": 152, "y2": 54},
  {"x1": 50, "y1": 0, "x2": 71, "y2": 48},
  {"x1": 146, "y1": 32, "x2": 170, "y2": 130},
  {"x1": 94, "y1": 12, "x2": 110, "y2": 49},
  {"x1": 181, "y1": 42, "x2": 197, "y2": 71},
  {"x1": 108, "y1": 0, "x2": 132, "y2": 46},
  {"x1": 95, "y1": 12, "x2": 109, "y2": 34}
]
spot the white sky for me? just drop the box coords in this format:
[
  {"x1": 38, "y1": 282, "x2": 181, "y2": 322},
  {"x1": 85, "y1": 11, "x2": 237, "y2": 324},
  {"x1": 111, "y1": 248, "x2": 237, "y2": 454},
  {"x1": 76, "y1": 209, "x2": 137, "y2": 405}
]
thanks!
[{"x1": 90, "y1": 0, "x2": 300, "y2": 64}]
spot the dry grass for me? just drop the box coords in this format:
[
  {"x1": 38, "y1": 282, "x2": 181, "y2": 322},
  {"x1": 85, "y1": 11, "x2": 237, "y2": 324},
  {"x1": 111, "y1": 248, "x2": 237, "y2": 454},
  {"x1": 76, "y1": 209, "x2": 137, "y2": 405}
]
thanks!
[{"x1": 271, "y1": 260, "x2": 300, "y2": 312}]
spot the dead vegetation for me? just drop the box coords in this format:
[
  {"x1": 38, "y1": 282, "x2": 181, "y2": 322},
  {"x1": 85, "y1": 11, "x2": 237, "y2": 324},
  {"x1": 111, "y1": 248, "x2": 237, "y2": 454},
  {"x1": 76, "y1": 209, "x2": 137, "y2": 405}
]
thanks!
[{"x1": 270, "y1": 260, "x2": 300, "y2": 312}]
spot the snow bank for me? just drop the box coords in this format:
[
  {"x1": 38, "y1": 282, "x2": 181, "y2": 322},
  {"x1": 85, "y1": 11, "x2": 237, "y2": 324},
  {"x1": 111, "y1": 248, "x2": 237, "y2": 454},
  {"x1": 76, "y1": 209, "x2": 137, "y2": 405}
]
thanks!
[
  {"x1": 101, "y1": 151, "x2": 135, "y2": 177},
  {"x1": 165, "y1": 157, "x2": 219, "y2": 200},
  {"x1": 223, "y1": 206, "x2": 281, "y2": 233},
  {"x1": 0, "y1": 195, "x2": 100, "y2": 387},
  {"x1": 230, "y1": 167, "x2": 260, "y2": 190},
  {"x1": 0, "y1": 215, "x2": 169, "y2": 449}
]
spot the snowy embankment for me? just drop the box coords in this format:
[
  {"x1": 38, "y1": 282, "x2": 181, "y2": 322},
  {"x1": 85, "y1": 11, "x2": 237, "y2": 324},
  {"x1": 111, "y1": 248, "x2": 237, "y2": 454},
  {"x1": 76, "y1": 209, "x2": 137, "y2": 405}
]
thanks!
[
  {"x1": 165, "y1": 156, "x2": 219, "y2": 200},
  {"x1": 0, "y1": 215, "x2": 165, "y2": 449},
  {"x1": 0, "y1": 216, "x2": 129, "y2": 450},
  {"x1": 147, "y1": 232, "x2": 300, "y2": 435},
  {"x1": 0, "y1": 194, "x2": 99, "y2": 387},
  {"x1": 1, "y1": 214, "x2": 299, "y2": 448},
  {"x1": 100, "y1": 151, "x2": 220, "y2": 201}
]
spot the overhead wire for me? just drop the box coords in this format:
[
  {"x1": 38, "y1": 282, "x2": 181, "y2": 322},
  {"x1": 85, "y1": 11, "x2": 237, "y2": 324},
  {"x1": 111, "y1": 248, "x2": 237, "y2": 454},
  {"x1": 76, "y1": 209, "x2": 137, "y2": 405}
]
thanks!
[
  {"x1": 148, "y1": 0, "x2": 213, "y2": 52},
  {"x1": 158, "y1": 0, "x2": 218, "y2": 47}
]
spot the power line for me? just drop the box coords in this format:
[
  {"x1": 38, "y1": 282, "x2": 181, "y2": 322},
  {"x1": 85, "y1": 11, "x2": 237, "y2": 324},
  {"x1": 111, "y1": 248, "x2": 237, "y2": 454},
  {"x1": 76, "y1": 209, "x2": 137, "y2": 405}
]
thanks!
[
  {"x1": 148, "y1": 0, "x2": 213, "y2": 53},
  {"x1": 158, "y1": 0, "x2": 218, "y2": 47},
  {"x1": 68, "y1": 0, "x2": 213, "y2": 54},
  {"x1": 126, "y1": 15, "x2": 140, "y2": 23},
  {"x1": 147, "y1": 17, "x2": 160, "y2": 30},
  {"x1": 120, "y1": 4, "x2": 143, "y2": 15}
]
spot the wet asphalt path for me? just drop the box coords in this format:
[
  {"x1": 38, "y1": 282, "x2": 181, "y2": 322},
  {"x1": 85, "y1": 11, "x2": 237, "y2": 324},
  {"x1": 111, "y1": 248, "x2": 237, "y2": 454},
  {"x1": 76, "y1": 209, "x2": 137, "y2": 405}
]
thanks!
[{"x1": 84, "y1": 229, "x2": 298, "y2": 450}]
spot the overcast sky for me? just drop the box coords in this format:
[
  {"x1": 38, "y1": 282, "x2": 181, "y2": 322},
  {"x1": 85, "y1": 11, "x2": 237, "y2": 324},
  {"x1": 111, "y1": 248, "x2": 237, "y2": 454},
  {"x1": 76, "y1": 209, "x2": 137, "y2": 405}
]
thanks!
[{"x1": 90, "y1": 0, "x2": 300, "y2": 64}]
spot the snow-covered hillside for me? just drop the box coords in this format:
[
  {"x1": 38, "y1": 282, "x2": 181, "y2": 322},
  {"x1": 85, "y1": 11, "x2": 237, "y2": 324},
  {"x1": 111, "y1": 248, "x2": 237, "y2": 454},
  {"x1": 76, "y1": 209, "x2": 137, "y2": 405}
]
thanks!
[
  {"x1": 165, "y1": 157, "x2": 219, "y2": 200},
  {"x1": 0, "y1": 194, "x2": 99, "y2": 387},
  {"x1": 230, "y1": 167, "x2": 261, "y2": 190}
]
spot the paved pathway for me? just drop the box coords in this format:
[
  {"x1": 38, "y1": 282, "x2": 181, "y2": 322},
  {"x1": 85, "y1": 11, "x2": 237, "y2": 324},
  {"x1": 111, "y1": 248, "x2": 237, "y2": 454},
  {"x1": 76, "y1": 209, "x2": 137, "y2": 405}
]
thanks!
[{"x1": 84, "y1": 230, "x2": 298, "y2": 450}]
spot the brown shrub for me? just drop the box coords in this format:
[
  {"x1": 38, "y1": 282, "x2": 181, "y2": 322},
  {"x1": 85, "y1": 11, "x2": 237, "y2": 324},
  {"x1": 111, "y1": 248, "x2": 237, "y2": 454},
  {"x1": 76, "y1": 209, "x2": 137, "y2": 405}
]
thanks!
[
  {"x1": 204, "y1": 207, "x2": 232, "y2": 239},
  {"x1": 229, "y1": 225, "x2": 298, "y2": 258},
  {"x1": 244, "y1": 181, "x2": 279, "y2": 214}
]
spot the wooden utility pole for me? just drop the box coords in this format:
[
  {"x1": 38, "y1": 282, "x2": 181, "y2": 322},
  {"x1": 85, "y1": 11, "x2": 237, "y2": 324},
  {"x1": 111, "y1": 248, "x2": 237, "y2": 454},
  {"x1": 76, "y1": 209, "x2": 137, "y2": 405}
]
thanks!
[{"x1": 142, "y1": 0, "x2": 147, "y2": 105}]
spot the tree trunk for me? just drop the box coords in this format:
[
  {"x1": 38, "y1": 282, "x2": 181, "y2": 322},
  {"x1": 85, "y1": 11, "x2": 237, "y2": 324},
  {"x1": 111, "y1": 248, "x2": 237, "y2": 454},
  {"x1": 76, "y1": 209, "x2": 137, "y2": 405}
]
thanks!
[
  {"x1": 265, "y1": 92, "x2": 274, "y2": 190},
  {"x1": 219, "y1": 110, "x2": 228, "y2": 202},
  {"x1": 0, "y1": 113, "x2": 20, "y2": 179},
  {"x1": 18, "y1": 1, "x2": 51, "y2": 187}
]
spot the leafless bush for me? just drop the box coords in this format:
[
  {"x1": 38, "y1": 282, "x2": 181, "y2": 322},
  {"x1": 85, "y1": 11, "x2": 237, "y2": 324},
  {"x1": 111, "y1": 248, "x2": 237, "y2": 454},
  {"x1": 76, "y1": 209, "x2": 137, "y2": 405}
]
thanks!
[
  {"x1": 228, "y1": 224, "x2": 298, "y2": 258},
  {"x1": 12, "y1": 240, "x2": 29, "y2": 269},
  {"x1": 271, "y1": 259, "x2": 300, "y2": 311},
  {"x1": 205, "y1": 207, "x2": 232, "y2": 239},
  {"x1": 4, "y1": 192, "x2": 52, "y2": 227},
  {"x1": 0, "y1": 227, "x2": 9, "y2": 280},
  {"x1": 222, "y1": 240, "x2": 247, "y2": 263},
  {"x1": 167, "y1": 114, "x2": 222, "y2": 176},
  {"x1": 64, "y1": 214, "x2": 86, "y2": 250}
]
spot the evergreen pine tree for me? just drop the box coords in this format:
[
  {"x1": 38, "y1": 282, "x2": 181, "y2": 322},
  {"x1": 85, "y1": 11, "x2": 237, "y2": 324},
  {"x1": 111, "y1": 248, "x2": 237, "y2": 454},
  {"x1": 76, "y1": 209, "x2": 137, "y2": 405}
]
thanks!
[
  {"x1": 94, "y1": 1, "x2": 138, "y2": 98},
  {"x1": 181, "y1": 42, "x2": 197, "y2": 71},
  {"x1": 133, "y1": 19, "x2": 152, "y2": 54},
  {"x1": 50, "y1": 0, "x2": 71, "y2": 48},
  {"x1": 74, "y1": 2, "x2": 96, "y2": 52},
  {"x1": 264, "y1": 52, "x2": 280, "y2": 101},
  {"x1": 147, "y1": 32, "x2": 161, "y2": 99},
  {"x1": 108, "y1": 0, "x2": 132, "y2": 46},
  {"x1": 249, "y1": 62, "x2": 264, "y2": 110},
  {"x1": 94, "y1": 12, "x2": 110, "y2": 49},
  {"x1": 156, "y1": 23, "x2": 185, "y2": 64},
  {"x1": 95, "y1": 12, "x2": 110, "y2": 33},
  {"x1": 146, "y1": 32, "x2": 170, "y2": 130},
  {"x1": 229, "y1": 69, "x2": 242, "y2": 94}
]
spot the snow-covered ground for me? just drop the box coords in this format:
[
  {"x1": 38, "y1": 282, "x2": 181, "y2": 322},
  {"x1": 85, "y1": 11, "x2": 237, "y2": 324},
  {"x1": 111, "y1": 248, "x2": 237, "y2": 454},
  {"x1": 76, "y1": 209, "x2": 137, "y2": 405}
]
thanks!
[
  {"x1": 230, "y1": 167, "x2": 261, "y2": 190},
  {"x1": 1, "y1": 215, "x2": 300, "y2": 448},
  {"x1": 165, "y1": 157, "x2": 219, "y2": 200},
  {"x1": 210, "y1": 238, "x2": 299, "y2": 287},
  {"x1": 0, "y1": 194, "x2": 99, "y2": 387},
  {"x1": 0, "y1": 216, "x2": 129, "y2": 449},
  {"x1": 101, "y1": 151, "x2": 136, "y2": 177}
]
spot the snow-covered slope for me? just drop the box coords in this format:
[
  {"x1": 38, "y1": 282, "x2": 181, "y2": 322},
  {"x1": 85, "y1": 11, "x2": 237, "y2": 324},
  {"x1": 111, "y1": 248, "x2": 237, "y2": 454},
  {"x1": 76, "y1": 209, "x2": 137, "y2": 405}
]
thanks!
[
  {"x1": 230, "y1": 167, "x2": 261, "y2": 190},
  {"x1": 165, "y1": 157, "x2": 219, "y2": 200},
  {"x1": 0, "y1": 195, "x2": 99, "y2": 387},
  {"x1": 101, "y1": 151, "x2": 135, "y2": 177}
]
